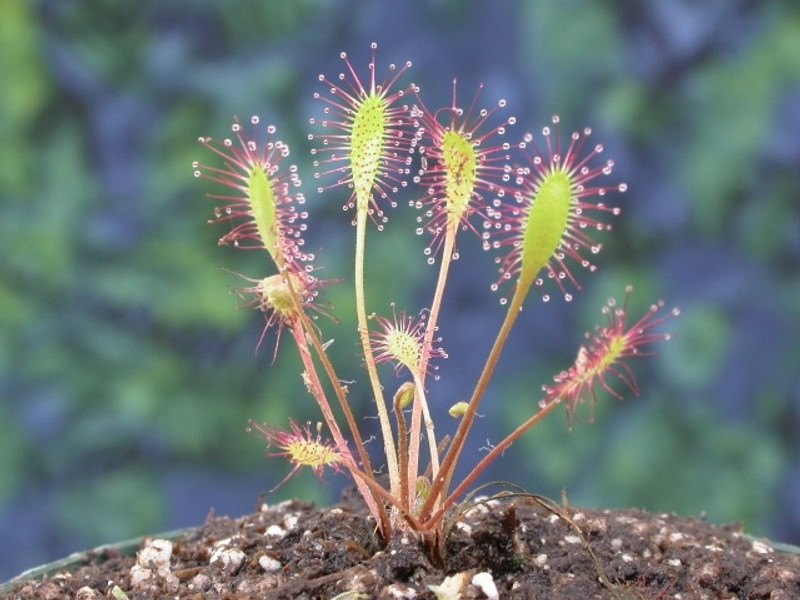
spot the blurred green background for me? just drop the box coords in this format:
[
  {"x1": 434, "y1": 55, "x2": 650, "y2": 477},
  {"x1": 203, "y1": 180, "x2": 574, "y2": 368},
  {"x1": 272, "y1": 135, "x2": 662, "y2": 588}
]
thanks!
[{"x1": 2, "y1": 0, "x2": 799, "y2": 579}]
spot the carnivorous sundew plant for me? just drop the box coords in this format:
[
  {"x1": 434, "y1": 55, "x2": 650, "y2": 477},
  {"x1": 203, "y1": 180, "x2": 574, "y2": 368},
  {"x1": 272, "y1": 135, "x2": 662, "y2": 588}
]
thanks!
[{"x1": 193, "y1": 43, "x2": 679, "y2": 549}]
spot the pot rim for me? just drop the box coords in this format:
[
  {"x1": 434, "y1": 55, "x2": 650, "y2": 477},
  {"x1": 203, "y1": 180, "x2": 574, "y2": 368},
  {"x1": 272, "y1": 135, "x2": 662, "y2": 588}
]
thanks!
[{"x1": 0, "y1": 527, "x2": 191, "y2": 594}]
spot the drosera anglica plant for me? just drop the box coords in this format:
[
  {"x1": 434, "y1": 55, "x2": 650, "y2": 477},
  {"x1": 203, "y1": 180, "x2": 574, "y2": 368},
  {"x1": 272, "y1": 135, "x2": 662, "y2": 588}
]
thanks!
[{"x1": 193, "y1": 42, "x2": 678, "y2": 552}]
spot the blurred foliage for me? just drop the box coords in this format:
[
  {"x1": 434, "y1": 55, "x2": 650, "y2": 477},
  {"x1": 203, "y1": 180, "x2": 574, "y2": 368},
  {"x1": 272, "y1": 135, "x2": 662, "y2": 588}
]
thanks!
[{"x1": 1, "y1": 0, "x2": 799, "y2": 579}]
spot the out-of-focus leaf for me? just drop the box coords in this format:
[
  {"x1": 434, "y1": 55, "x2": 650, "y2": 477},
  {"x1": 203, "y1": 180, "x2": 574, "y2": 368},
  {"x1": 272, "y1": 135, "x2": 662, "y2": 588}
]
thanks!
[
  {"x1": 56, "y1": 468, "x2": 164, "y2": 547},
  {"x1": 0, "y1": 0, "x2": 50, "y2": 194},
  {"x1": 662, "y1": 304, "x2": 730, "y2": 388}
]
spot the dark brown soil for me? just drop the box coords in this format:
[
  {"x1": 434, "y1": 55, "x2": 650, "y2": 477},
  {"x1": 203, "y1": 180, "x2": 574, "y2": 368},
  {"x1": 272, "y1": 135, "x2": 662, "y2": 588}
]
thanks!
[{"x1": 3, "y1": 491, "x2": 799, "y2": 599}]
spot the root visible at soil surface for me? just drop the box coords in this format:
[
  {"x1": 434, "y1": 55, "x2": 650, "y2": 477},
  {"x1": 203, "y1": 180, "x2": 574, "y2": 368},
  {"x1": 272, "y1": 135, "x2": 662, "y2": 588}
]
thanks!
[{"x1": 3, "y1": 492, "x2": 799, "y2": 599}]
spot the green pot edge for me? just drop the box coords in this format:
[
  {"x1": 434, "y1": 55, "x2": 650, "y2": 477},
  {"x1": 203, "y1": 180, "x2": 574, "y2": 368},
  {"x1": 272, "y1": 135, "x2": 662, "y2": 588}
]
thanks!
[
  {"x1": 0, "y1": 528, "x2": 192, "y2": 594},
  {"x1": 746, "y1": 535, "x2": 800, "y2": 556}
]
